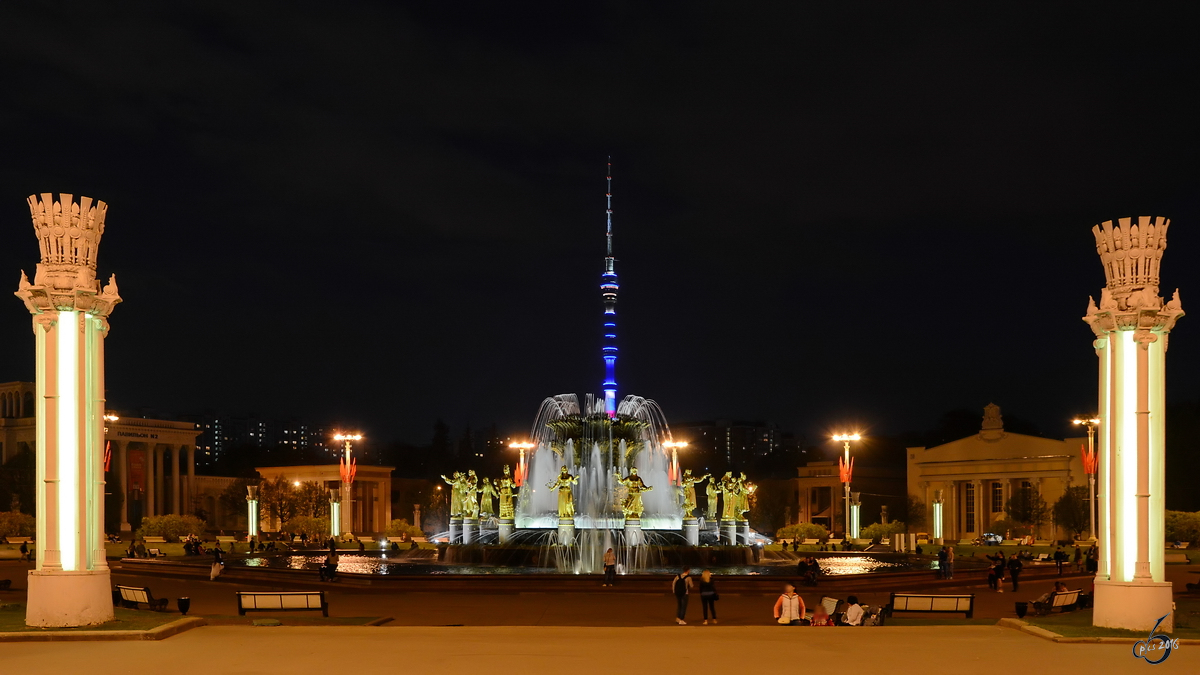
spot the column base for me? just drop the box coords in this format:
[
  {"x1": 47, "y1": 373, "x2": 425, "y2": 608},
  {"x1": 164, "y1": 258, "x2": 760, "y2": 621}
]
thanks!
[
  {"x1": 448, "y1": 518, "x2": 462, "y2": 544},
  {"x1": 624, "y1": 518, "x2": 643, "y2": 546},
  {"x1": 683, "y1": 518, "x2": 699, "y2": 546},
  {"x1": 557, "y1": 518, "x2": 576, "y2": 546},
  {"x1": 498, "y1": 518, "x2": 514, "y2": 544},
  {"x1": 737, "y1": 521, "x2": 750, "y2": 546},
  {"x1": 26, "y1": 569, "x2": 115, "y2": 628},
  {"x1": 721, "y1": 520, "x2": 737, "y2": 545},
  {"x1": 1093, "y1": 579, "x2": 1174, "y2": 633},
  {"x1": 461, "y1": 518, "x2": 478, "y2": 545}
]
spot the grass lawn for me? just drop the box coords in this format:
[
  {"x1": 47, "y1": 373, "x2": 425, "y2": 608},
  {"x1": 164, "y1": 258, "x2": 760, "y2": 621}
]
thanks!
[
  {"x1": 0, "y1": 603, "x2": 183, "y2": 632},
  {"x1": 1024, "y1": 598, "x2": 1200, "y2": 638}
]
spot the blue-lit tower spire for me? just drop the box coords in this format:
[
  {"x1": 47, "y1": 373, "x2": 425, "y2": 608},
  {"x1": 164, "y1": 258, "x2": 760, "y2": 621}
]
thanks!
[{"x1": 601, "y1": 158, "x2": 619, "y2": 416}]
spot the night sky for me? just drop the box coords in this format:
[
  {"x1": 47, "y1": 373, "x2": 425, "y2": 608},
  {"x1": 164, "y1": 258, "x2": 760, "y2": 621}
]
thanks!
[{"x1": 0, "y1": 4, "x2": 1196, "y2": 449}]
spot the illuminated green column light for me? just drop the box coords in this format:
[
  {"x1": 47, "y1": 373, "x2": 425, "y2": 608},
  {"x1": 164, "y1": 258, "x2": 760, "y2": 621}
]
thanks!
[{"x1": 57, "y1": 311, "x2": 79, "y2": 571}]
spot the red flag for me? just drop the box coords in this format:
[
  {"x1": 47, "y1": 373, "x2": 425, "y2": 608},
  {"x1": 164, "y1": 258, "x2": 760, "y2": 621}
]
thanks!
[{"x1": 103, "y1": 441, "x2": 112, "y2": 472}]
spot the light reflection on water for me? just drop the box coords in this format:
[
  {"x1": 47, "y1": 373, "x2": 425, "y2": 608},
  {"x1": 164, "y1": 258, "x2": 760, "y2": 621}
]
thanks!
[{"x1": 228, "y1": 553, "x2": 936, "y2": 576}]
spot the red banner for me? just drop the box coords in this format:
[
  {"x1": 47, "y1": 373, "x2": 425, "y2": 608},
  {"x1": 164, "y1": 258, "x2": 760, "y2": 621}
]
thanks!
[{"x1": 128, "y1": 448, "x2": 145, "y2": 491}]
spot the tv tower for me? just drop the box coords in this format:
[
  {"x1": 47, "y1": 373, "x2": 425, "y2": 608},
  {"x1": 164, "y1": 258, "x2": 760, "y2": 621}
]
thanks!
[{"x1": 601, "y1": 158, "x2": 619, "y2": 415}]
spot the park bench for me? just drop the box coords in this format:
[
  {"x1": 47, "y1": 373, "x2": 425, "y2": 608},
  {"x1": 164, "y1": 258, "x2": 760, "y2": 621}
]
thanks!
[
  {"x1": 883, "y1": 593, "x2": 974, "y2": 621},
  {"x1": 148, "y1": 548, "x2": 163, "y2": 558},
  {"x1": 956, "y1": 539, "x2": 973, "y2": 546},
  {"x1": 1031, "y1": 589, "x2": 1080, "y2": 615},
  {"x1": 5, "y1": 537, "x2": 32, "y2": 544},
  {"x1": 851, "y1": 538, "x2": 872, "y2": 546},
  {"x1": 1000, "y1": 539, "x2": 1018, "y2": 546},
  {"x1": 1032, "y1": 553, "x2": 1050, "y2": 563},
  {"x1": 116, "y1": 585, "x2": 169, "y2": 611},
  {"x1": 1034, "y1": 539, "x2": 1053, "y2": 546},
  {"x1": 801, "y1": 538, "x2": 819, "y2": 545},
  {"x1": 411, "y1": 536, "x2": 427, "y2": 543},
  {"x1": 386, "y1": 536, "x2": 406, "y2": 543},
  {"x1": 1173, "y1": 542, "x2": 1191, "y2": 549},
  {"x1": 1165, "y1": 553, "x2": 1190, "y2": 564},
  {"x1": 215, "y1": 536, "x2": 237, "y2": 544},
  {"x1": 143, "y1": 536, "x2": 167, "y2": 544},
  {"x1": 236, "y1": 590, "x2": 328, "y2": 617}
]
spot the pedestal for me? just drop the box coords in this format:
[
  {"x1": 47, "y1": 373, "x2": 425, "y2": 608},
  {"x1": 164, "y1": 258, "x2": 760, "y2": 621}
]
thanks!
[
  {"x1": 683, "y1": 518, "x2": 699, "y2": 546},
  {"x1": 736, "y1": 521, "x2": 750, "y2": 545},
  {"x1": 462, "y1": 518, "x2": 478, "y2": 544},
  {"x1": 449, "y1": 517, "x2": 462, "y2": 544},
  {"x1": 624, "y1": 518, "x2": 643, "y2": 546},
  {"x1": 721, "y1": 520, "x2": 737, "y2": 545},
  {"x1": 26, "y1": 570, "x2": 114, "y2": 628},
  {"x1": 1093, "y1": 580, "x2": 1175, "y2": 633},
  {"x1": 557, "y1": 518, "x2": 576, "y2": 546},
  {"x1": 498, "y1": 518, "x2": 514, "y2": 544}
]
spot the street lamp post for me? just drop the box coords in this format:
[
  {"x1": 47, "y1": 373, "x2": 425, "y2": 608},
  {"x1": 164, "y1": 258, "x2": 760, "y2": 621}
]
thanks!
[
  {"x1": 1073, "y1": 417, "x2": 1101, "y2": 541},
  {"x1": 334, "y1": 433, "x2": 362, "y2": 538},
  {"x1": 832, "y1": 433, "x2": 861, "y2": 539},
  {"x1": 508, "y1": 441, "x2": 533, "y2": 487},
  {"x1": 663, "y1": 441, "x2": 688, "y2": 486}
]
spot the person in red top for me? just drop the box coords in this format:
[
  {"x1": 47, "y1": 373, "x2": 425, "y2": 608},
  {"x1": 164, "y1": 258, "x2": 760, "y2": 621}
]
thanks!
[{"x1": 809, "y1": 603, "x2": 835, "y2": 626}]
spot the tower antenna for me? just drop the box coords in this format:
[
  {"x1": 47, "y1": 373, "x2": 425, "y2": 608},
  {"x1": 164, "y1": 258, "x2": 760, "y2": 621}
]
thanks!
[{"x1": 601, "y1": 157, "x2": 619, "y2": 416}]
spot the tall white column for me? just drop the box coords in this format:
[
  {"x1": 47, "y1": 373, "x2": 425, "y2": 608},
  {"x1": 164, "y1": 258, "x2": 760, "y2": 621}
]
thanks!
[
  {"x1": 16, "y1": 193, "x2": 121, "y2": 627},
  {"x1": 171, "y1": 446, "x2": 180, "y2": 515},
  {"x1": 1084, "y1": 216, "x2": 1181, "y2": 633},
  {"x1": 116, "y1": 440, "x2": 129, "y2": 532}
]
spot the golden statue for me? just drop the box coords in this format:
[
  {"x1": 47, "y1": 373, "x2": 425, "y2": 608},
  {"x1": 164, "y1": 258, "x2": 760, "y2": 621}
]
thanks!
[
  {"x1": 546, "y1": 466, "x2": 578, "y2": 519},
  {"x1": 719, "y1": 472, "x2": 738, "y2": 521},
  {"x1": 678, "y1": 469, "x2": 710, "y2": 518},
  {"x1": 736, "y1": 472, "x2": 756, "y2": 522},
  {"x1": 614, "y1": 468, "x2": 653, "y2": 519},
  {"x1": 441, "y1": 471, "x2": 466, "y2": 517},
  {"x1": 497, "y1": 464, "x2": 518, "y2": 520},
  {"x1": 705, "y1": 478, "x2": 720, "y2": 520},
  {"x1": 462, "y1": 470, "x2": 481, "y2": 519},
  {"x1": 479, "y1": 475, "x2": 499, "y2": 518}
]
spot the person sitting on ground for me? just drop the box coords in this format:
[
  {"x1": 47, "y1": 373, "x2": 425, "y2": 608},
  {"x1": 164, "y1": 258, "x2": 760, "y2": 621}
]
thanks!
[
  {"x1": 390, "y1": 540, "x2": 400, "y2": 552},
  {"x1": 796, "y1": 557, "x2": 809, "y2": 580},
  {"x1": 773, "y1": 583, "x2": 805, "y2": 625},
  {"x1": 810, "y1": 603, "x2": 835, "y2": 626},
  {"x1": 358, "y1": 539, "x2": 366, "y2": 552},
  {"x1": 842, "y1": 595, "x2": 865, "y2": 626},
  {"x1": 319, "y1": 550, "x2": 339, "y2": 582},
  {"x1": 804, "y1": 557, "x2": 820, "y2": 586},
  {"x1": 410, "y1": 540, "x2": 419, "y2": 551}
]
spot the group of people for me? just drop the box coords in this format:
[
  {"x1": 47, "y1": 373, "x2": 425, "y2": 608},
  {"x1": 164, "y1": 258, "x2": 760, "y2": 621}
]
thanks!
[
  {"x1": 668, "y1": 569, "x2": 867, "y2": 626},
  {"x1": 936, "y1": 545, "x2": 955, "y2": 579},
  {"x1": 795, "y1": 556, "x2": 821, "y2": 586}
]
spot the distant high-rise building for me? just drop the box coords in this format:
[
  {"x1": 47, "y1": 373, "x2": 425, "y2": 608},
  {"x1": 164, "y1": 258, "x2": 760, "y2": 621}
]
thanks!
[
  {"x1": 179, "y1": 412, "x2": 334, "y2": 470},
  {"x1": 679, "y1": 419, "x2": 786, "y2": 469}
]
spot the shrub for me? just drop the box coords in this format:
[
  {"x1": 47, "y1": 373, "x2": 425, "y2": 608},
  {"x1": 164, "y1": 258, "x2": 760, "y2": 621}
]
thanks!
[
  {"x1": 0, "y1": 510, "x2": 35, "y2": 538},
  {"x1": 135, "y1": 514, "x2": 206, "y2": 542},
  {"x1": 384, "y1": 519, "x2": 424, "y2": 538},
  {"x1": 1165, "y1": 511, "x2": 1200, "y2": 544},
  {"x1": 775, "y1": 522, "x2": 829, "y2": 541},
  {"x1": 281, "y1": 516, "x2": 331, "y2": 542},
  {"x1": 860, "y1": 521, "x2": 906, "y2": 542}
]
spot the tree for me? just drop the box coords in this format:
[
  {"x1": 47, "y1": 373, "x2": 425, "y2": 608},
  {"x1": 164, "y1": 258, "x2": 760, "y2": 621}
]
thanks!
[
  {"x1": 1053, "y1": 486, "x2": 1090, "y2": 539},
  {"x1": 1005, "y1": 486, "x2": 1050, "y2": 536},
  {"x1": 903, "y1": 494, "x2": 927, "y2": 530},
  {"x1": 258, "y1": 475, "x2": 300, "y2": 527},
  {"x1": 293, "y1": 481, "x2": 330, "y2": 518},
  {"x1": 219, "y1": 477, "x2": 261, "y2": 523},
  {"x1": 0, "y1": 446, "x2": 36, "y2": 516},
  {"x1": 860, "y1": 521, "x2": 906, "y2": 542}
]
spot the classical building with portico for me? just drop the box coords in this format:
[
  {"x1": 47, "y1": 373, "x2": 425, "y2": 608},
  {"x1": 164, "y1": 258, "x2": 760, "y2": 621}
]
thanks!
[
  {"x1": 906, "y1": 404, "x2": 1087, "y2": 541},
  {"x1": 0, "y1": 381, "x2": 200, "y2": 533}
]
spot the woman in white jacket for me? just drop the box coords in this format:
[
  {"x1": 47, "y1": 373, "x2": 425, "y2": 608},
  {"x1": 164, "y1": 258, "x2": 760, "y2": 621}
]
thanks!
[{"x1": 773, "y1": 583, "x2": 806, "y2": 625}]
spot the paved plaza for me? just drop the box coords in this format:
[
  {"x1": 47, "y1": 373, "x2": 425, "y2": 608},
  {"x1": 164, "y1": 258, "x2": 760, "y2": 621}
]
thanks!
[{"x1": 4, "y1": 624, "x2": 1196, "y2": 675}]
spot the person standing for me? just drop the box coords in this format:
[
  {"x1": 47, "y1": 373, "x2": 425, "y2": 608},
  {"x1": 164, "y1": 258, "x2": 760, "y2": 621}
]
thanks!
[
  {"x1": 210, "y1": 548, "x2": 224, "y2": 581},
  {"x1": 672, "y1": 569, "x2": 693, "y2": 625},
  {"x1": 1007, "y1": 553, "x2": 1023, "y2": 591},
  {"x1": 1073, "y1": 545, "x2": 1083, "y2": 572},
  {"x1": 1054, "y1": 546, "x2": 1066, "y2": 575},
  {"x1": 986, "y1": 551, "x2": 1005, "y2": 592},
  {"x1": 937, "y1": 546, "x2": 948, "y2": 578},
  {"x1": 603, "y1": 548, "x2": 617, "y2": 587},
  {"x1": 945, "y1": 546, "x2": 955, "y2": 579},
  {"x1": 698, "y1": 570, "x2": 719, "y2": 625},
  {"x1": 18, "y1": 541, "x2": 28, "y2": 561},
  {"x1": 773, "y1": 583, "x2": 805, "y2": 625}
]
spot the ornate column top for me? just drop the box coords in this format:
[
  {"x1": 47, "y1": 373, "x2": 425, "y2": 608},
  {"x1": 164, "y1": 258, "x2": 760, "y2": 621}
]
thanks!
[
  {"x1": 1084, "y1": 216, "x2": 1182, "y2": 343},
  {"x1": 14, "y1": 194, "x2": 121, "y2": 319}
]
